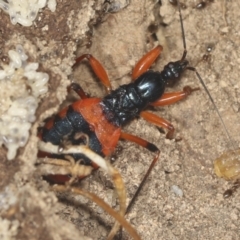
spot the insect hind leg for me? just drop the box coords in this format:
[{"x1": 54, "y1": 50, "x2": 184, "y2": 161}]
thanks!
[{"x1": 120, "y1": 132, "x2": 160, "y2": 214}]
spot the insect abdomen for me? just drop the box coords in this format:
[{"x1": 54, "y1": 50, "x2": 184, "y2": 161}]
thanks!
[
  {"x1": 40, "y1": 103, "x2": 103, "y2": 163},
  {"x1": 40, "y1": 98, "x2": 121, "y2": 159}
]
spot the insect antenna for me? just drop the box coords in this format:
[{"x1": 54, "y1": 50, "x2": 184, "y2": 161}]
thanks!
[
  {"x1": 177, "y1": 0, "x2": 187, "y2": 61},
  {"x1": 176, "y1": 0, "x2": 235, "y2": 149}
]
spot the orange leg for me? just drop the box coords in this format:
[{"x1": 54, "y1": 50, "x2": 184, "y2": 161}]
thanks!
[
  {"x1": 150, "y1": 86, "x2": 200, "y2": 107},
  {"x1": 74, "y1": 54, "x2": 112, "y2": 93},
  {"x1": 140, "y1": 111, "x2": 175, "y2": 139},
  {"x1": 120, "y1": 132, "x2": 160, "y2": 213},
  {"x1": 132, "y1": 45, "x2": 163, "y2": 80}
]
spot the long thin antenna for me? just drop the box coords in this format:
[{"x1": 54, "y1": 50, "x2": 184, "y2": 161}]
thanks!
[
  {"x1": 176, "y1": 0, "x2": 235, "y2": 149},
  {"x1": 177, "y1": 0, "x2": 187, "y2": 60},
  {"x1": 187, "y1": 67, "x2": 235, "y2": 149}
]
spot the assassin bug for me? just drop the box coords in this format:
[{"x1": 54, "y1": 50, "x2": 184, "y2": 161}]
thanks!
[
  {"x1": 38, "y1": 50, "x2": 198, "y2": 211},
  {"x1": 37, "y1": 0, "x2": 228, "y2": 217}
]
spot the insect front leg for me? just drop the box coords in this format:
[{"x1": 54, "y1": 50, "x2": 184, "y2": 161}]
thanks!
[
  {"x1": 132, "y1": 45, "x2": 163, "y2": 80},
  {"x1": 150, "y1": 86, "x2": 200, "y2": 107}
]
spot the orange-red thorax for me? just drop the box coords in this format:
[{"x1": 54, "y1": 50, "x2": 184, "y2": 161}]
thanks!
[{"x1": 72, "y1": 98, "x2": 121, "y2": 156}]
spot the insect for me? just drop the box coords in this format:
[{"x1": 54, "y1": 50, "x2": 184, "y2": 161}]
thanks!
[
  {"x1": 214, "y1": 149, "x2": 240, "y2": 198},
  {"x1": 38, "y1": 0, "x2": 226, "y2": 217}
]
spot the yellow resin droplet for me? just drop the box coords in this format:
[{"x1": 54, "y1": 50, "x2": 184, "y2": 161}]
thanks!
[{"x1": 214, "y1": 149, "x2": 240, "y2": 181}]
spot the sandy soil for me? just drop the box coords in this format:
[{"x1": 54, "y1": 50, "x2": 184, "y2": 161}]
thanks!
[{"x1": 0, "y1": 0, "x2": 240, "y2": 239}]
